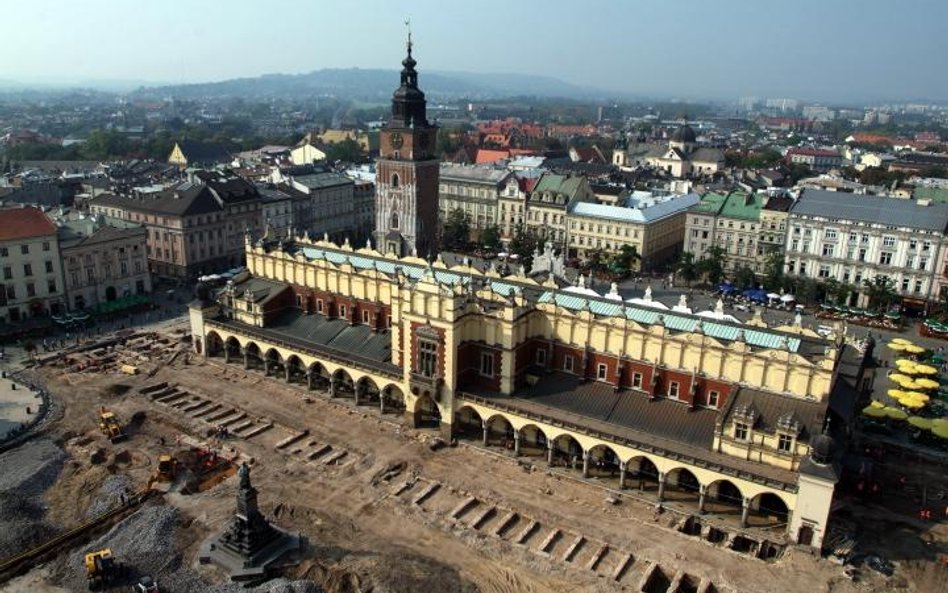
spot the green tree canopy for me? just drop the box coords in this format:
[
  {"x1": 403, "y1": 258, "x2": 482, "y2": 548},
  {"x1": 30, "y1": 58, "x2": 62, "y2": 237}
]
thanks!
[
  {"x1": 480, "y1": 224, "x2": 502, "y2": 251},
  {"x1": 441, "y1": 208, "x2": 471, "y2": 251}
]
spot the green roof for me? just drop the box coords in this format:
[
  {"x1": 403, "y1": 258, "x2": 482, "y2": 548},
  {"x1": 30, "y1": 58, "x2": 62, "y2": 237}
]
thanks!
[
  {"x1": 689, "y1": 192, "x2": 728, "y2": 215},
  {"x1": 718, "y1": 191, "x2": 763, "y2": 221},
  {"x1": 532, "y1": 173, "x2": 588, "y2": 201},
  {"x1": 913, "y1": 186, "x2": 948, "y2": 204}
]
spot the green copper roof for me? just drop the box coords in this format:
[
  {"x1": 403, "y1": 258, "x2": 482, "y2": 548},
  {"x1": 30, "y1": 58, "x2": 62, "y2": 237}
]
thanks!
[
  {"x1": 718, "y1": 191, "x2": 763, "y2": 221},
  {"x1": 538, "y1": 292, "x2": 801, "y2": 353}
]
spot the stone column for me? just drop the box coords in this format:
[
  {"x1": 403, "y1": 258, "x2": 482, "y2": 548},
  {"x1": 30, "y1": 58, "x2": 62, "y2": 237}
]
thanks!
[
  {"x1": 379, "y1": 390, "x2": 386, "y2": 414},
  {"x1": 224, "y1": 348, "x2": 230, "y2": 364},
  {"x1": 513, "y1": 430, "x2": 521, "y2": 456},
  {"x1": 618, "y1": 461, "x2": 627, "y2": 490},
  {"x1": 481, "y1": 422, "x2": 489, "y2": 446},
  {"x1": 741, "y1": 497, "x2": 751, "y2": 528},
  {"x1": 582, "y1": 453, "x2": 590, "y2": 479},
  {"x1": 263, "y1": 361, "x2": 270, "y2": 376},
  {"x1": 698, "y1": 484, "x2": 707, "y2": 513},
  {"x1": 243, "y1": 350, "x2": 250, "y2": 370},
  {"x1": 657, "y1": 472, "x2": 667, "y2": 501},
  {"x1": 306, "y1": 371, "x2": 314, "y2": 390},
  {"x1": 284, "y1": 365, "x2": 291, "y2": 382},
  {"x1": 328, "y1": 376, "x2": 336, "y2": 398},
  {"x1": 353, "y1": 383, "x2": 361, "y2": 406},
  {"x1": 547, "y1": 443, "x2": 554, "y2": 466}
]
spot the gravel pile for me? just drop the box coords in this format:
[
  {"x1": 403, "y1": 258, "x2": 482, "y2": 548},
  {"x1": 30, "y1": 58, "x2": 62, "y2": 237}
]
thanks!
[
  {"x1": 85, "y1": 474, "x2": 132, "y2": 518},
  {"x1": 58, "y1": 504, "x2": 322, "y2": 593},
  {"x1": 0, "y1": 438, "x2": 66, "y2": 494},
  {"x1": 0, "y1": 438, "x2": 67, "y2": 558}
]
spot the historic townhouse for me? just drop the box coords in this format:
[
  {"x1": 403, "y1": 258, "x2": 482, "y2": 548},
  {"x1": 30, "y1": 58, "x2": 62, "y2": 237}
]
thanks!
[
  {"x1": 523, "y1": 173, "x2": 596, "y2": 251},
  {"x1": 437, "y1": 164, "x2": 512, "y2": 240},
  {"x1": 785, "y1": 189, "x2": 948, "y2": 311},
  {"x1": 0, "y1": 207, "x2": 66, "y2": 321},
  {"x1": 565, "y1": 193, "x2": 700, "y2": 270},
  {"x1": 90, "y1": 172, "x2": 264, "y2": 279},
  {"x1": 684, "y1": 191, "x2": 764, "y2": 273}
]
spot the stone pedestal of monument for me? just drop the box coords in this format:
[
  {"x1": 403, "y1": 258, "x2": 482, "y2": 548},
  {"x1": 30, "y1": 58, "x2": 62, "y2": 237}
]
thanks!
[{"x1": 199, "y1": 463, "x2": 301, "y2": 581}]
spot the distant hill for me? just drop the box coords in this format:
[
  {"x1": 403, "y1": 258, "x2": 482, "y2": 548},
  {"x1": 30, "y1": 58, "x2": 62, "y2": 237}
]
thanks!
[{"x1": 130, "y1": 68, "x2": 607, "y2": 101}]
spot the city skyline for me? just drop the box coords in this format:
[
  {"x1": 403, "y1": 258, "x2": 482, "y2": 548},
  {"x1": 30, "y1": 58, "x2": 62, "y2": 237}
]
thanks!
[{"x1": 4, "y1": 0, "x2": 948, "y2": 102}]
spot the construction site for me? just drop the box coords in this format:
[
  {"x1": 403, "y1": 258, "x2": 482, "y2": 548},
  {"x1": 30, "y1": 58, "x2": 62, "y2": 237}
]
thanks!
[{"x1": 0, "y1": 322, "x2": 944, "y2": 593}]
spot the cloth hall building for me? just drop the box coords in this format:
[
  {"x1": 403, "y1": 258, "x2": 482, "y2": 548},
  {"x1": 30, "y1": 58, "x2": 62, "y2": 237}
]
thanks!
[{"x1": 188, "y1": 42, "x2": 872, "y2": 553}]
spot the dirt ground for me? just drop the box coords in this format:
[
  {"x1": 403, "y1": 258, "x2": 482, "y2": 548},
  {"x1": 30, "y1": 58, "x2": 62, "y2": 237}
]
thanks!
[{"x1": 5, "y1": 327, "x2": 948, "y2": 593}]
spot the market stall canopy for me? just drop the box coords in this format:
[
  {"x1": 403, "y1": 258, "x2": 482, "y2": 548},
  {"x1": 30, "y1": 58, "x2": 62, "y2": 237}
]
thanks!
[{"x1": 908, "y1": 416, "x2": 933, "y2": 429}]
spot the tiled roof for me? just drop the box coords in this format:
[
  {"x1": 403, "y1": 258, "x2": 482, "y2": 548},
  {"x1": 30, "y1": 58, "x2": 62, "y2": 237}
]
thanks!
[
  {"x1": 726, "y1": 387, "x2": 825, "y2": 441},
  {"x1": 792, "y1": 188, "x2": 948, "y2": 232},
  {"x1": 0, "y1": 207, "x2": 57, "y2": 241},
  {"x1": 175, "y1": 140, "x2": 231, "y2": 163}
]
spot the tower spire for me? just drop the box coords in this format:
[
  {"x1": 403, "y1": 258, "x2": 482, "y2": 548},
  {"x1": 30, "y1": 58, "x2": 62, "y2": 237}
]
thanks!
[{"x1": 405, "y1": 19, "x2": 412, "y2": 55}]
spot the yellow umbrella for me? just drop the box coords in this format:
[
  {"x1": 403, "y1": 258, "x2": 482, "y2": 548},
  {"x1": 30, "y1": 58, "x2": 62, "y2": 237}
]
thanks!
[
  {"x1": 862, "y1": 405, "x2": 887, "y2": 418},
  {"x1": 905, "y1": 345, "x2": 926, "y2": 354},
  {"x1": 883, "y1": 407, "x2": 908, "y2": 420},
  {"x1": 896, "y1": 358, "x2": 917, "y2": 367},
  {"x1": 888, "y1": 373, "x2": 911, "y2": 383},
  {"x1": 887, "y1": 342, "x2": 907, "y2": 351},
  {"x1": 887, "y1": 389, "x2": 907, "y2": 399},
  {"x1": 895, "y1": 378, "x2": 920, "y2": 390},
  {"x1": 892, "y1": 338, "x2": 913, "y2": 345},
  {"x1": 902, "y1": 398, "x2": 926, "y2": 410},
  {"x1": 908, "y1": 416, "x2": 933, "y2": 429},
  {"x1": 931, "y1": 423, "x2": 948, "y2": 439},
  {"x1": 870, "y1": 400, "x2": 885, "y2": 408},
  {"x1": 915, "y1": 378, "x2": 940, "y2": 390},
  {"x1": 907, "y1": 392, "x2": 930, "y2": 403},
  {"x1": 914, "y1": 364, "x2": 938, "y2": 375}
]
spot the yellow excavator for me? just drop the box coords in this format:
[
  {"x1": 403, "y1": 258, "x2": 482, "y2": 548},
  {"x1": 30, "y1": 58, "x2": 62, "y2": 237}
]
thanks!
[
  {"x1": 98, "y1": 407, "x2": 126, "y2": 443},
  {"x1": 146, "y1": 454, "x2": 177, "y2": 492},
  {"x1": 85, "y1": 548, "x2": 124, "y2": 590}
]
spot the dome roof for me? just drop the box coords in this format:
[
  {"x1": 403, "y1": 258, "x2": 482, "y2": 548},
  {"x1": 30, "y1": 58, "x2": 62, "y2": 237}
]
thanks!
[
  {"x1": 671, "y1": 124, "x2": 697, "y2": 143},
  {"x1": 810, "y1": 433, "x2": 835, "y2": 465}
]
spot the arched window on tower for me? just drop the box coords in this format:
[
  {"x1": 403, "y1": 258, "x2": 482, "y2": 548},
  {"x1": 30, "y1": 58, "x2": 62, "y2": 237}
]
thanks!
[
  {"x1": 390, "y1": 211, "x2": 399, "y2": 230},
  {"x1": 391, "y1": 173, "x2": 400, "y2": 188}
]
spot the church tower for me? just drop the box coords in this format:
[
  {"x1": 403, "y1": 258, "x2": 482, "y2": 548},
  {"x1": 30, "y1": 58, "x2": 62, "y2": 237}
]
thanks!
[{"x1": 374, "y1": 32, "x2": 439, "y2": 258}]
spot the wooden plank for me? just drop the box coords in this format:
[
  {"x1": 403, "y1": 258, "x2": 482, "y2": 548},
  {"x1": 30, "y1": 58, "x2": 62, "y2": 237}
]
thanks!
[
  {"x1": 321, "y1": 449, "x2": 348, "y2": 465},
  {"x1": 412, "y1": 482, "x2": 440, "y2": 506},
  {"x1": 538, "y1": 528, "x2": 561, "y2": 554},
  {"x1": 241, "y1": 422, "x2": 273, "y2": 439},
  {"x1": 585, "y1": 544, "x2": 607, "y2": 571},
  {"x1": 561, "y1": 534, "x2": 585, "y2": 562},
  {"x1": 492, "y1": 511, "x2": 518, "y2": 537},
  {"x1": 611, "y1": 551, "x2": 633, "y2": 581},
  {"x1": 470, "y1": 505, "x2": 496, "y2": 530},
  {"x1": 450, "y1": 496, "x2": 478, "y2": 520},
  {"x1": 306, "y1": 444, "x2": 332, "y2": 460},
  {"x1": 514, "y1": 520, "x2": 539, "y2": 545},
  {"x1": 276, "y1": 429, "x2": 310, "y2": 450}
]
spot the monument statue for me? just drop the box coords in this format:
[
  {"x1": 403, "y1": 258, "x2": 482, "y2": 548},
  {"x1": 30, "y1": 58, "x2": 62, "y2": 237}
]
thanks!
[{"x1": 238, "y1": 462, "x2": 251, "y2": 490}]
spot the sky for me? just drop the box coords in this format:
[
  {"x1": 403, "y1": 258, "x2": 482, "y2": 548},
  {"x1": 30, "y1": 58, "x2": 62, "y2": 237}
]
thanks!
[{"x1": 4, "y1": 0, "x2": 948, "y2": 102}]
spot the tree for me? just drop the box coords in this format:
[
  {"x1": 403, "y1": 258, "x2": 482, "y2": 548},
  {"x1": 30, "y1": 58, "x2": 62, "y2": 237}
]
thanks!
[
  {"x1": 609, "y1": 244, "x2": 641, "y2": 278},
  {"x1": 734, "y1": 266, "x2": 756, "y2": 289},
  {"x1": 862, "y1": 275, "x2": 898, "y2": 310},
  {"x1": 508, "y1": 223, "x2": 539, "y2": 270},
  {"x1": 763, "y1": 251, "x2": 785, "y2": 289},
  {"x1": 480, "y1": 224, "x2": 502, "y2": 251},
  {"x1": 583, "y1": 249, "x2": 607, "y2": 276},
  {"x1": 797, "y1": 277, "x2": 820, "y2": 305},
  {"x1": 441, "y1": 208, "x2": 471, "y2": 251},
  {"x1": 675, "y1": 251, "x2": 698, "y2": 287},
  {"x1": 698, "y1": 246, "x2": 726, "y2": 285},
  {"x1": 325, "y1": 138, "x2": 363, "y2": 163}
]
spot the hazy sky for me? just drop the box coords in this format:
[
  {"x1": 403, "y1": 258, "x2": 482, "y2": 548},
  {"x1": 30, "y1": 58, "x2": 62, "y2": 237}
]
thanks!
[{"x1": 5, "y1": 0, "x2": 947, "y2": 101}]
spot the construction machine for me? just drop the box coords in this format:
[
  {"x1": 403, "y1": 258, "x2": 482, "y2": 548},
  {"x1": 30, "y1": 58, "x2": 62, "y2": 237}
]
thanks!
[
  {"x1": 146, "y1": 454, "x2": 177, "y2": 492},
  {"x1": 98, "y1": 407, "x2": 127, "y2": 443},
  {"x1": 85, "y1": 548, "x2": 123, "y2": 590}
]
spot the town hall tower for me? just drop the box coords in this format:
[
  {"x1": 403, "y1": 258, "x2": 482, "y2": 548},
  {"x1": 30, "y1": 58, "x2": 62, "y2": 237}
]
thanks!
[{"x1": 374, "y1": 33, "x2": 439, "y2": 257}]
